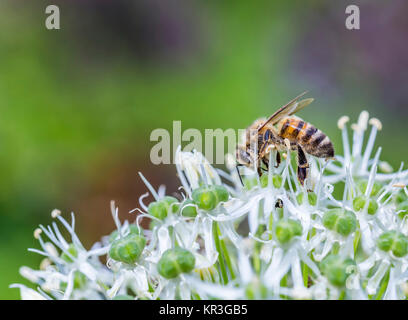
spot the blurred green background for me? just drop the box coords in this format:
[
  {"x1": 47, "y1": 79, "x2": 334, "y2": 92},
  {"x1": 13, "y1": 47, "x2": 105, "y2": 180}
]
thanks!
[{"x1": 1, "y1": 0, "x2": 407, "y2": 299}]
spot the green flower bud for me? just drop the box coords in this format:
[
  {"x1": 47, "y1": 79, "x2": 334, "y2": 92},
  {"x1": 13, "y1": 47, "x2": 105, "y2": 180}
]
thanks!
[
  {"x1": 392, "y1": 238, "x2": 408, "y2": 258},
  {"x1": 192, "y1": 187, "x2": 217, "y2": 210},
  {"x1": 109, "y1": 233, "x2": 146, "y2": 264},
  {"x1": 180, "y1": 200, "x2": 198, "y2": 218},
  {"x1": 60, "y1": 271, "x2": 87, "y2": 290},
  {"x1": 60, "y1": 244, "x2": 78, "y2": 263},
  {"x1": 377, "y1": 232, "x2": 394, "y2": 252},
  {"x1": 322, "y1": 208, "x2": 342, "y2": 230},
  {"x1": 352, "y1": 196, "x2": 365, "y2": 212},
  {"x1": 260, "y1": 175, "x2": 268, "y2": 188},
  {"x1": 320, "y1": 255, "x2": 356, "y2": 287},
  {"x1": 213, "y1": 185, "x2": 229, "y2": 202},
  {"x1": 377, "y1": 231, "x2": 408, "y2": 258},
  {"x1": 147, "y1": 196, "x2": 180, "y2": 220},
  {"x1": 357, "y1": 180, "x2": 382, "y2": 197},
  {"x1": 367, "y1": 200, "x2": 378, "y2": 215},
  {"x1": 260, "y1": 174, "x2": 282, "y2": 189},
  {"x1": 191, "y1": 185, "x2": 228, "y2": 211},
  {"x1": 323, "y1": 209, "x2": 357, "y2": 236},
  {"x1": 162, "y1": 196, "x2": 180, "y2": 213},
  {"x1": 353, "y1": 196, "x2": 378, "y2": 215},
  {"x1": 297, "y1": 192, "x2": 317, "y2": 206},
  {"x1": 157, "y1": 248, "x2": 196, "y2": 279},
  {"x1": 272, "y1": 175, "x2": 283, "y2": 188},
  {"x1": 148, "y1": 201, "x2": 168, "y2": 220},
  {"x1": 397, "y1": 200, "x2": 408, "y2": 220},
  {"x1": 275, "y1": 219, "x2": 302, "y2": 244},
  {"x1": 308, "y1": 192, "x2": 317, "y2": 206}
]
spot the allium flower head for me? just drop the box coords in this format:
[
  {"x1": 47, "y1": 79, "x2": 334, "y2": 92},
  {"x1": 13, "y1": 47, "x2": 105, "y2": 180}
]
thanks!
[{"x1": 11, "y1": 111, "x2": 408, "y2": 300}]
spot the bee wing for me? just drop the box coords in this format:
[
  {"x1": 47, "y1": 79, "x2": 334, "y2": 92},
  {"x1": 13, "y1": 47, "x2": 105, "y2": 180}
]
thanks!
[
  {"x1": 287, "y1": 97, "x2": 314, "y2": 116},
  {"x1": 257, "y1": 92, "x2": 314, "y2": 132}
]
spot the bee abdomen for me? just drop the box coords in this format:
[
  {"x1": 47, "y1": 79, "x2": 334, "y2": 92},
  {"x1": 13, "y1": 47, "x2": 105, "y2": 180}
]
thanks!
[
  {"x1": 279, "y1": 118, "x2": 307, "y2": 140},
  {"x1": 279, "y1": 118, "x2": 334, "y2": 159},
  {"x1": 300, "y1": 124, "x2": 334, "y2": 159}
]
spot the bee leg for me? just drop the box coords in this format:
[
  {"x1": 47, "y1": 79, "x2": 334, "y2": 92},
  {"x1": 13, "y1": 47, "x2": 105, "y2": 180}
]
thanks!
[
  {"x1": 275, "y1": 151, "x2": 281, "y2": 168},
  {"x1": 262, "y1": 158, "x2": 269, "y2": 170},
  {"x1": 298, "y1": 167, "x2": 307, "y2": 186},
  {"x1": 297, "y1": 145, "x2": 309, "y2": 186},
  {"x1": 258, "y1": 129, "x2": 273, "y2": 157}
]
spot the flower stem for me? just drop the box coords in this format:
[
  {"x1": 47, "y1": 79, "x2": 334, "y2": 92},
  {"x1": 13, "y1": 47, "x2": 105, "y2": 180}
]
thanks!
[
  {"x1": 213, "y1": 221, "x2": 228, "y2": 285},
  {"x1": 353, "y1": 230, "x2": 361, "y2": 256},
  {"x1": 220, "y1": 235, "x2": 236, "y2": 280},
  {"x1": 302, "y1": 262, "x2": 309, "y2": 287},
  {"x1": 375, "y1": 267, "x2": 391, "y2": 300}
]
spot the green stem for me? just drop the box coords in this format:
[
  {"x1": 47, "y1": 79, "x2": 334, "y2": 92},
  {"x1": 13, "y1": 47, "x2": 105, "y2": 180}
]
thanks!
[
  {"x1": 353, "y1": 230, "x2": 361, "y2": 256},
  {"x1": 339, "y1": 290, "x2": 346, "y2": 300},
  {"x1": 302, "y1": 262, "x2": 309, "y2": 287},
  {"x1": 280, "y1": 273, "x2": 288, "y2": 287},
  {"x1": 332, "y1": 241, "x2": 340, "y2": 255},
  {"x1": 268, "y1": 213, "x2": 273, "y2": 234},
  {"x1": 219, "y1": 233, "x2": 236, "y2": 280},
  {"x1": 213, "y1": 221, "x2": 228, "y2": 285},
  {"x1": 253, "y1": 251, "x2": 261, "y2": 275},
  {"x1": 191, "y1": 291, "x2": 202, "y2": 300},
  {"x1": 375, "y1": 267, "x2": 391, "y2": 300},
  {"x1": 279, "y1": 273, "x2": 289, "y2": 299},
  {"x1": 209, "y1": 269, "x2": 216, "y2": 283}
]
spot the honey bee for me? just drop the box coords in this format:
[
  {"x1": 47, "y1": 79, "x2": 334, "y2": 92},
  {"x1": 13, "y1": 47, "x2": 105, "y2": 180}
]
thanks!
[{"x1": 236, "y1": 92, "x2": 335, "y2": 186}]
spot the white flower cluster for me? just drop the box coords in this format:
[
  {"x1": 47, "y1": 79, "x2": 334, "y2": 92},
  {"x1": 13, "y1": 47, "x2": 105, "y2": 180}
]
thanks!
[{"x1": 11, "y1": 111, "x2": 408, "y2": 300}]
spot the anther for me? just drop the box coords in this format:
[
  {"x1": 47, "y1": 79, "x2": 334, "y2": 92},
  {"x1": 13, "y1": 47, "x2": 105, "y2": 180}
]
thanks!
[
  {"x1": 392, "y1": 183, "x2": 406, "y2": 188},
  {"x1": 40, "y1": 258, "x2": 52, "y2": 270},
  {"x1": 369, "y1": 118, "x2": 382, "y2": 130},
  {"x1": 51, "y1": 209, "x2": 61, "y2": 219},
  {"x1": 337, "y1": 116, "x2": 350, "y2": 130},
  {"x1": 33, "y1": 228, "x2": 42, "y2": 239}
]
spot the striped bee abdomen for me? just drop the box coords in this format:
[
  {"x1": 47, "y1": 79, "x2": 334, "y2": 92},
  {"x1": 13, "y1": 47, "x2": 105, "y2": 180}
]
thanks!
[
  {"x1": 279, "y1": 118, "x2": 307, "y2": 140},
  {"x1": 279, "y1": 117, "x2": 334, "y2": 159}
]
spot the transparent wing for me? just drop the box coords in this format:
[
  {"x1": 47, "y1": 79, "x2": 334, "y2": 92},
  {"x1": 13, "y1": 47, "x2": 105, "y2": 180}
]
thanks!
[{"x1": 257, "y1": 91, "x2": 314, "y2": 132}]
